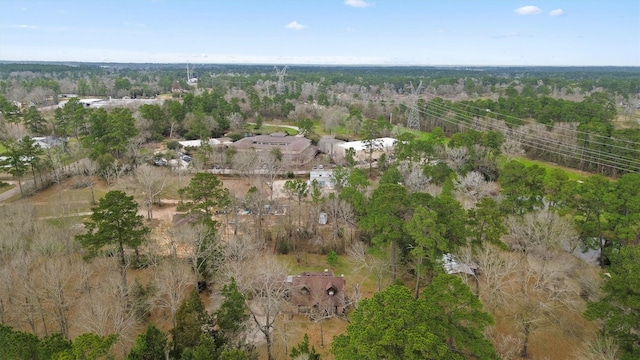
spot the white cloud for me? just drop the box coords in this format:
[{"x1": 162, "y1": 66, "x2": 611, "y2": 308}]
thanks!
[
  {"x1": 285, "y1": 21, "x2": 306, "y2": 30},
  {"x1": 7, "y1": 24, "x2": 38, "y2": 29},
  {"x1": 514, "y1": 5, "x2": 542, "y2": 15},
  {"x1": 345, "y1": 0, "x2": 372, "y2": 8},
  {"x1": 549, "y1": 8, "x2": 564, "y2": 17}
]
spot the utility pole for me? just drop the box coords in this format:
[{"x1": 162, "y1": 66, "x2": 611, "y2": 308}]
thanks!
[
  {"x1": 407, "y1": 81, "x2": 423, "y2": 130},
  {"x1": 274, "y1": 66, "x2": 288, "y2": 95}
]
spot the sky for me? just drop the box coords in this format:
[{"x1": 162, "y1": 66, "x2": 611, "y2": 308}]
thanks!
[{"x1": 0, "y1": 0, "x2": 639, "y2": 66}]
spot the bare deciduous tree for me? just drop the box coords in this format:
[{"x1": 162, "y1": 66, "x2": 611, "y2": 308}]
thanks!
[
  {"x1": 324, "y1": 194, "x2": 355, "y2": 247},
  {"x1": 457, "y1": 245, "x2": 519, "y2": 312},
  {"x1": 233, "y1": 149, "x2": 259, "y2": 185},
  {"x1": 238, "y1": 256, "x2": 289, "y2": 360},
  {"x1": 171, "y1": 221, "x2": 224, "y2": 284},
  {"x1": 132, "y1": 164, "x2": 169, "y2": 220},
  {"x1": 77, "y1": 266, "x2": 137, "y2": 356},
  {"x1": 153, "y1": 259, "x2": 194, "y2": 328},
  {"x1": 38, "y1": 256, "x2": 75, "y2": 338},
  {"x1": 14, "y1": 253, "x2": 48, "y2": 336},
  {"x1": 228, "y1": 112, "x2": 245, "y2": 131},
  {"x1": 224, "y1": 233, "x2": 265, "y2": 265},
  {"x1": 244, "y1": 183, "x2": 269, "y2": 241},
  {"x1": 347, "y1": 241, "x2": 391, "y2": 292},
  {"x1": 484, "y1": 328, "x2": 524, "y2": 360},
  {"x1": 259, "y1": 149, "x2": 284, "y2": 201},
  {"x1": 501, "y1": 138, "x2": 525, "y2": 159},
  {"x1": 319, "y1": 106, "x2": 348, "y2": 134},
  {"x1": 0, "y1": 203, "x2": 37, "y2": 259},
  {"x1": 397, "y1": 161, "x2": 431, "y2": 193},
  {"x1": 505, "y1": 210, "x2": 578, "y2": 259},
  {"x1": 573, "y1": 336, "x2": 620, "y2": 360},
  {"x1": 454, "y1": 170, "x2": 499, "y2": 208},
  {"x1": 508, "y1": 259, "x2": 576, "y2": 358},
  {"x1": 102, "y1": 158, "x2": 129, "y2": 187},
  {"x1": 74, "y1": 158, "x2": 98, "y2": 204},
  {"x1": 445, "y1": 146, "x2": 469, "y2": 171}
]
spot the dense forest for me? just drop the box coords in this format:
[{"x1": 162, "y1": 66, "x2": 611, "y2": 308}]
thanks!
[{"x1": 1, "y1": 63, "x2": 639, "y2": 359}]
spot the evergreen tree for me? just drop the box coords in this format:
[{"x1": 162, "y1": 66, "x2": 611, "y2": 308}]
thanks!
[
  {"x1": 54, "y1": 333, "x2": 118, "y2": 360},
  {"x1": 332, "y1": 276, "x2": 497, "y2": 359},
  {"x1": 76, "y1": 190, "x2": 150, "y2": 302},
  {"x1": 178, "y1": 172, "x2": 230, "y2": 224},
  {"x1": 215, "y1": 278, "x2": 249, "y2": 351},
  {"x1": 290, "y1": 334, "x2": 320, "y2": 360},
  {"x1": 171, "y1": 290, "x2": 213, "y2": 359},
  {"x1": 23, "y1": 105, "x2": 47, "y2": 134},
  {"x1": 127, "y1": 324, "x2": 167, "y2": 360},
  {"x1": 585, "y1": 245, "x2": 640, "y2": 359}
]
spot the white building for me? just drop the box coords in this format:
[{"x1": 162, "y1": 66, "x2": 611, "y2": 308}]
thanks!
[
  {"x1": 310, "y1": 169, "x2": 334, "y2": 188},
  {"x1": 333, "y1": 137, "x2": 396, "y2": 163},
  {"x1": 178, "y1": 138, "x2": 226, "y2": 148}
]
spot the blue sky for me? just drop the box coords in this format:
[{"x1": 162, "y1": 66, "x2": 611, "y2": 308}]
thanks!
[{"x1": 1, "y1": 0, "x2": 638, "y2": 66}]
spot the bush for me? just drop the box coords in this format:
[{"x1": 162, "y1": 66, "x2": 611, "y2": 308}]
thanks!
[
  {"x1": 151, "y1": 133, "x2": 165, "y2": 142},
  {"x1": 334, "y1": 134, "x2": 352, "y2": 142},
  {"x1": 166, "y1": 140, "x2": 180, "y2": 150},
  {"x1": 307, "y1": 133, "x2": 320, "y2": 146},
  {"x1": 227, "y1": 132, "x2": 243, "y2": 142},
  {"x1": 130, "y1": 279, "x2": 156, "y2": 322},
  {"x1": 276, "y1": 241, "x2": 289, "y2": 254},
  {"x1": 327, "y1": 250, "x2": 339, "y2": 268}
]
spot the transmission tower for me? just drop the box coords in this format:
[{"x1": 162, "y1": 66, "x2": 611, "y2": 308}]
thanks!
[
  {"x1": 274, "y1": 66, "x2": 288, "y2": 95},
  {"x1": 407, "y1": 81, "x2": 423, "y2": 130}
]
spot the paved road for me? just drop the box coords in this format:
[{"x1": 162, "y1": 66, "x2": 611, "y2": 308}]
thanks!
[
  {"x1": 0, "y1": 180, "x2": 25, "y2": 203},
  {"x1": 0, "y1": 158, "x2": 89, "y2": 203}
]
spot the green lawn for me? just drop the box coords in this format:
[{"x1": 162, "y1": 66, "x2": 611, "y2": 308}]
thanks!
[
  {"x1": 503, "y1": 156, "x2": 590, "y2": 182},
  {"x1": 254, "y1": 124, "x2": 298, "y2": 136}
]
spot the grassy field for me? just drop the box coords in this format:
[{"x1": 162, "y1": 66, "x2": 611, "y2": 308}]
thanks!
[
  {"x1": 503, "y1": 156, "x2": 591, "y2": 182},
  {"x1": 253, "y1": 124, "x2": 298, "y2": 136}
]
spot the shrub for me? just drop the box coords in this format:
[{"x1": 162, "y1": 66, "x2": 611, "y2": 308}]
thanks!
[
  {"x1": 166, "y1": 140, "x2": 180, "y2": 150},
  {"x1": 277, "y1": 241, "x2": 289, "y2": 254},
  {"x1": 327, "y1": 250, "x2": 339, "y2": 268}
]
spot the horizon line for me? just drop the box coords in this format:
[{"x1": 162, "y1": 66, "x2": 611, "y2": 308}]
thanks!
[{"x1": 1, "y1": 59, "x2": 639, "y2": 68}]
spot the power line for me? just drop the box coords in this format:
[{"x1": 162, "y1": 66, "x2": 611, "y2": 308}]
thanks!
[
  {"x1": 453, "y1": 99, "x2": 640, "y2": 148},
  {"x1": 422, "y1": 100, "x2": 640, "y2": 171},
  {"x1": 424, "y1": 100, "x2": 640, "y2": 156},
  {"x1": 415, "y1": 100, "x2": 640, "y2": 173}
]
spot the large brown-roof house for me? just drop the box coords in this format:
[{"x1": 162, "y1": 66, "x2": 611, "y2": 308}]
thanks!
[
  {"x1": 229, "y1": 133, "x2": 317, "y2": 166},
  {"x1": 285, "y1": 270, "x2": 347, "y2": 316}
]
